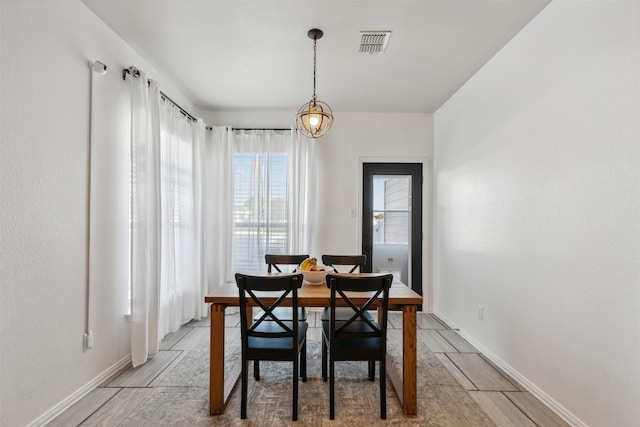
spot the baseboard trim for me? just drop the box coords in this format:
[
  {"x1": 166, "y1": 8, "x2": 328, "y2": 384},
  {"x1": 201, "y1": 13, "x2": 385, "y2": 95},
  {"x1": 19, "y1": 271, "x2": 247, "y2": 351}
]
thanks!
[
  {"x1": 433, "y1": 311, "x2": 587, "y2": 427},
  {"x1": 27, "y1": 354, "x2": 132, "y2": 427}
]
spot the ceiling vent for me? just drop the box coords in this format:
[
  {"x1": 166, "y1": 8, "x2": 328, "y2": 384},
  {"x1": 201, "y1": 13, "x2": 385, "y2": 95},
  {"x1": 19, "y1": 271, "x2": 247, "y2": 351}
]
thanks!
[{"x1": 359, "y1": 31, "x2": 391, "y2": 54}]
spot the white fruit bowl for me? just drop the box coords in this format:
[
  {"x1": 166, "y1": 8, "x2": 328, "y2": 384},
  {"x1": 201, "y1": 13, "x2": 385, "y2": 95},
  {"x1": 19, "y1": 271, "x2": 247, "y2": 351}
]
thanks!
[{"x1": 300, "y1": 267, "x2": 332, "y2": 284}]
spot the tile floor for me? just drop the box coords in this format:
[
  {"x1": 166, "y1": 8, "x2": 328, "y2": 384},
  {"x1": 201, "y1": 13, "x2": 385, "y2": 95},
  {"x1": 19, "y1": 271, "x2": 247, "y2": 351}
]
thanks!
[{"x1": 47, "y1": 312, "x2": 570, "y2": 427}]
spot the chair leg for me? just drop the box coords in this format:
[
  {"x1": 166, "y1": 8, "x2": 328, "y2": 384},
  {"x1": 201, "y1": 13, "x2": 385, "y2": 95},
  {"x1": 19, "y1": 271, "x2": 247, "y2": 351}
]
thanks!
[
  {"x1": 254, "y1": 360, "x2": 260, "y2": 381},
  {"x1": 368, "y1": 360, "x2": 375, "y2": 381},
  {"x1": 293, "y1": 356, "x2": 299, "y2": 421},
  {"x1": 329, "y1": 357, "x2": 335, "y2": 420},
  {"x1": 301, "y1": 339, "x2": 307, "y2": 382},
  {"x1": 380, "y1": 357, "x2": 386, "y2": 420},
  {"x1": 241, "y1": 360, "x2": 248, "y2": 419},
  {"x1": 321, "y1": 337, "x2": 327, "y2": 382}
]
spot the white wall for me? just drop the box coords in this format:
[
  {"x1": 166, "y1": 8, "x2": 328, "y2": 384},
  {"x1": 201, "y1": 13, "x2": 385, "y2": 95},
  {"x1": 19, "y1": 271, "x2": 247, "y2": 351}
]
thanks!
[
  {"x1": 0, "y1": 1, "x2": 197, "y2": 426},
  {"x1": 206, "y1": 111, "x2": 434, "y2": 307},
  {"x1": 433, "y1": 2, "x2": 639, "y2": 427}
]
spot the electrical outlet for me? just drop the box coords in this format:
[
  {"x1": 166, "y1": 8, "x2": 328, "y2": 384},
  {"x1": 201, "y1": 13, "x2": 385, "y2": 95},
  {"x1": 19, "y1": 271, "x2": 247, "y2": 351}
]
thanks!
[{"x1": 478, "y1": 305, "x2": 484, "y2": 320}]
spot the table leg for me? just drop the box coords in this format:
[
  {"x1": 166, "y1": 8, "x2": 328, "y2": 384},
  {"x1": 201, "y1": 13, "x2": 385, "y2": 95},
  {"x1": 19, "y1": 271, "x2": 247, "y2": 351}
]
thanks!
[
  {"x1": 245, "y1": 306, "x2": 253, "y2": 327},
  {"x1": 402, "y1": 305, "x2": 417, "y2": 415},
  {"x1": 210, "y1": 303, "x2": 226, "y2": 415}
]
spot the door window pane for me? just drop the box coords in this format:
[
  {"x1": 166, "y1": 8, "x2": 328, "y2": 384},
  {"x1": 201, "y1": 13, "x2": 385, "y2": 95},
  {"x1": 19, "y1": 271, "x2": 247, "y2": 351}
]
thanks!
[
  {"x1": 372, "y1": 176, "x2": 410, "y2": 244},
  {"x1": 372, "y1": 175, "x2": 410, "y2": 284}
]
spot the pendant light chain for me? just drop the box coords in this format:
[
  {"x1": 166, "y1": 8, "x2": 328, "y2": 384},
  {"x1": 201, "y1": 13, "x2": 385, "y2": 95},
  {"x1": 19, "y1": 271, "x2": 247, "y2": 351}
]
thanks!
[{"x1": 312, "y1": 36, "x2": 317, "y2": 102}]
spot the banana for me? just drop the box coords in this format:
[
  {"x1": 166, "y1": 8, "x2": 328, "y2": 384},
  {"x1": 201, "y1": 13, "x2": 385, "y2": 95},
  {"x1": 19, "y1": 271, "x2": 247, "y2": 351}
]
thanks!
[{"x1": 299, "y1": 257, "x2": 317, "y2": 271}]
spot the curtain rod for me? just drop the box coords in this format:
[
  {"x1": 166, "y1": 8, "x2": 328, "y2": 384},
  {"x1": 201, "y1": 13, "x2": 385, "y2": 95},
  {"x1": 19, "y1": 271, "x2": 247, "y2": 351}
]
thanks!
[
  {"x1": 123, "y1": 67, "x2": 198, "y2": 122},
  {"x1": 204, "y1": 126, "x2": 292, "y2": 132},
  {"x1": 123, "y1": 67, "x2": 292, "y2": 132},
  {"x1": 232, "y1": 128, "x2": 291, "y2": 131}
]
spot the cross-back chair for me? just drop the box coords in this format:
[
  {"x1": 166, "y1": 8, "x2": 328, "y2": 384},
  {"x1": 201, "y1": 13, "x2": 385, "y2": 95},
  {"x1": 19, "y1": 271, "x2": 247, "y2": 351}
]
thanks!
[
  {"x1": 321, "y1": 273, "x2": 393, "y2": 420},
  {"x1": 266, "y1": 254, "x2": 310, "y2": 273},
  {"x1": 236, "y1": 272, "x2": 308, "y2": 421},
  {"x1": 321, "y1": 254, "x2": 366, "y2": 274},
  {"x1": 320, "y1": 254, "x2": 374, "y2": 322},
  {"x1": 259, "y1": 254, "x2": 309, "y2": 321},
  {"x1": 253, "y1": 254, "x2": 309, "y2": 380}
]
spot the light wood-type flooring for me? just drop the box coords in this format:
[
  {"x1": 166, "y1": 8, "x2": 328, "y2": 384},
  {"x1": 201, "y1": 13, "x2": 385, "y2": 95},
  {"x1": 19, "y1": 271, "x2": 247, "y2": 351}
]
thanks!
[{"x1": 47, "y1": 312, "x2": 570, "y2": 426}]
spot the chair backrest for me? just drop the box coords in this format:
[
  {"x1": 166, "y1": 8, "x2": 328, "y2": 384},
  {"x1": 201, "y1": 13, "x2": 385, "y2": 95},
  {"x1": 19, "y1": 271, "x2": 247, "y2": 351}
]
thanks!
[
  {"x1": 321, "y1": 254, "x2": 367, "y2": 273},
  {"x1": 325, "y1": 273, "x2": 393, "y2": 339},
  {"x1": 265, "y1": 254, "x2": 310, "y2": 273},
  {"x1": 235, "y1": 272, "x2": 305, "y2": 342}
]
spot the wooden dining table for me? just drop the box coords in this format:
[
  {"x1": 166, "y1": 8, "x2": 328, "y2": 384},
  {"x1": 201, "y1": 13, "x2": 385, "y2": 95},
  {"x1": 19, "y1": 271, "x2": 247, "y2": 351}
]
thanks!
[{"x1": 204, "y1": 274, "x2": 423, "y2": 416}]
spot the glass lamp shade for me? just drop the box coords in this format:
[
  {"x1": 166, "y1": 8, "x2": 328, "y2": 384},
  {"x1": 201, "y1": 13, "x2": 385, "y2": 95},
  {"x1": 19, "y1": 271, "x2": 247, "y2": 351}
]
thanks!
[{"x1": 296, "y1": 99, "x2": 333, "y2": 138}]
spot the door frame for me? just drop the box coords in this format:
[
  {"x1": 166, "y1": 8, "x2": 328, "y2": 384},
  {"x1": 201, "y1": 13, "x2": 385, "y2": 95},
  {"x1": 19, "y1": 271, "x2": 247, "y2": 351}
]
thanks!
[{"x1": 361, "y1": 162, "x2": 423, "y2": 299}]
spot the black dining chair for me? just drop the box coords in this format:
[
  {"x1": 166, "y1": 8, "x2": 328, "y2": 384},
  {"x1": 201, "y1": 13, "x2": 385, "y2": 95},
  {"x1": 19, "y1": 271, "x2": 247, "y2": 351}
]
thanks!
[
  {"x1": 321, "y1": 255, "x2": 377, "y2": 380},
  {"x1": 264, "y1": 254, "x2": 309, "y2": 323},
  {"x1": 236, "y1": 272, "x2": 308, "y2": 421},
  {"x1": 321, "y1": 273, "x2": 393, "y2": 420},
  {"x1": 253, "y1": 254, "x2": 309, "y2": 380},
  {"x1": 320, "y1": 255, "x2": 374, "y2": 322},
  {"x1": 265, "y1": 254, "x2": 309, "y2": 274}
]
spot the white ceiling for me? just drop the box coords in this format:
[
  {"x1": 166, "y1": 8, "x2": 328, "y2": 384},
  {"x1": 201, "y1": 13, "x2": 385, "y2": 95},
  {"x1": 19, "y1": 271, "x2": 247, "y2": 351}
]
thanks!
[{"x1": 82, "y1": 0, "x2": 550, "y2": 114}]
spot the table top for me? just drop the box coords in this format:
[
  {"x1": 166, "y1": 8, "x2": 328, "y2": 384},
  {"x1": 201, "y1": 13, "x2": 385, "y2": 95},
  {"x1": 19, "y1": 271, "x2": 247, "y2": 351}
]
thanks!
[{"x1": 205, "y1": 273, "x2": 423, "y2": 308}]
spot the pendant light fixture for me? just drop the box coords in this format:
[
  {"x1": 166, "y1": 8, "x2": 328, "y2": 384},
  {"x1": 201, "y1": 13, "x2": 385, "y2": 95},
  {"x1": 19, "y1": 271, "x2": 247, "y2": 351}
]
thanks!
[{"x1": 296, "y1": 28, "x2": 333, "y2": 138}]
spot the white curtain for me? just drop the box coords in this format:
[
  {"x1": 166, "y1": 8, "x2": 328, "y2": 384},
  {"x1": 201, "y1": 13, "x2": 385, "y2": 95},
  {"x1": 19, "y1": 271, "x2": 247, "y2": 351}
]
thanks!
[
  {"x1": 129, "y1": 80, "x2": 316, "y2": 364},
  {"x1": 204, "y1": 126, "x2": 234, "y2": 287},
  {"x1": 204, "y1": 128, "x2": 316, "y2": 282},
  {"x1": 287, "y1": 130, "x2": 317, "y2": 254},
  {"x1": 192, "y1": 118, "x2": 209, "y2": 319},
  {"x1": 129, "y1": 75, "x2": 208, "y2": 367},
  {"x1": 129, "y1": 72, "x2": 161, "y2": 368},
  {"x1": 157, "y1": 100, "x2": 208, "y2": 337}
]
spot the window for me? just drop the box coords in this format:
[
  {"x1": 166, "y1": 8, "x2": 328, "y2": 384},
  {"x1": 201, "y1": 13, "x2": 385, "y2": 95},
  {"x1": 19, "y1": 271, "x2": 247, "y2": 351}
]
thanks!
[
  {"x1": 232, "y1": 152, "x2": 289, "y2": 273},
  {"x1": 206, "y1": 127, "x2": 315, "y2": 282},
  {"x1": 373, "y1": 176, "x2": 410, "y2": 245}
]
